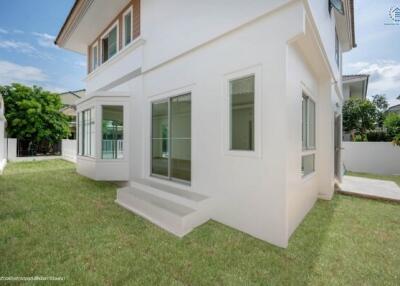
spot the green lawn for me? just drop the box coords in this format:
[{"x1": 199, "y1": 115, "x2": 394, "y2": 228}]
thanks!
[
  {"x1": 346, "y1": 171, "x2": 400, "y2": 187},
  {"x1": 1, "y1": 160, "x2": 399, "y2": 285}
]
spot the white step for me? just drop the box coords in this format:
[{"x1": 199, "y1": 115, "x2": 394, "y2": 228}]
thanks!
[
  {"x1": 116, "y1": 186, "x2": 211, "y2": 237},
  {"x1": 130, "y1": 178, "x2": 210, "y2": 209}
]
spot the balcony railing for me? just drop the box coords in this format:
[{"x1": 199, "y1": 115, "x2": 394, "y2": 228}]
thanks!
[{"x1": 102, "y1": 139, "x2": 123, "y2": 159}]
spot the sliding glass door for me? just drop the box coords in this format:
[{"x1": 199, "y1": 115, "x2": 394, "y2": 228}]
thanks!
[{"x1": 151, "y1": 94, "x2": 191, "y2": 183}]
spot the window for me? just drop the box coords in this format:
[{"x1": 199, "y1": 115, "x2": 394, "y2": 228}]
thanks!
[
  {"x1": 102, "y1": 106, "x2": 124, "y2": 159},
  {"x1": 91, "y1": 43, "x2": 98, "y2": 71},
  {"x1": 101, "y1": 23, "x2": 118, "y2": 63},
  {"x1": 151, "y1": 94, "x2": 191, "y2": 182},
  {"x1": 78, "y1": 108, "x2": 95, "y2": 157},
  {"x1": 302, "y1": 93, "x2": 316, "y2": 176},
  {"x1": 335, "y1": 29, "x2": 340, "y2": 68},
  {"x1": 229, "y1": 75, "x2": 255, "y2": 151},
  {"x1": 302, "y1": 94, "x2": 315, "y2": 150},
  {"x1": 302, "y1": 154, "x2": 315, "y2": 177},
  {"x1": 123, "y1": 7, "x2": 132, "y2": 47}
]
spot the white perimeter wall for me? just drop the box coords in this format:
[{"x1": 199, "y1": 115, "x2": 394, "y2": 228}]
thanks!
[
  {"x1": 6, "y1": 138, "x2": 76, "y2": 163},
  {"x1": 0, "y1": 120, "x2": 6, "y2": 173},
  {"x1": 343, "y1": 142, "x2": 400, "y2": 175},
  {"x1": 62, "y1": 139, "x2": 77, "y2": 163}
]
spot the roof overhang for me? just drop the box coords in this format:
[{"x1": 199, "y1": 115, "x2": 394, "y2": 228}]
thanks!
[
  {"x1": 333, "y1": 0, "x2": 356, "y2": 52},
  {"x1": 343, "y1": 74, "x2": 369, "y2": 99},
  {"x1": 55, "y1": 0, "x2": 130, "y2": 54}
]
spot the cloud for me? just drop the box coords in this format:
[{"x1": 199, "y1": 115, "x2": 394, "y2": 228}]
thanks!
[
  {"x1": 12, "y1": 29, "x2": 24, "y2": 34},
  {"x1": 0, "y1": 40, "x2": 37, "y2": 54},
  {"x1": 0, "y1": 60, "x2": 67, "y2": 93},
  {"x1": 0, "y1": 28, "x2": 8, "y2": 34},
  {"x1": 75, "y1": 61, "x2": 86, "y2": 68},
  {"x1": 358, "y1": 61, "x2": 400, "y2": 93},
  {"x1": 0, "y1": 60, "x2": 47, "y2": 85},
  {"x1": 32, "y1": 32, "x2": 57, "y2": 48},
  {"x1": 345, "y1": 60, "x2": 400, "y2": 106}
]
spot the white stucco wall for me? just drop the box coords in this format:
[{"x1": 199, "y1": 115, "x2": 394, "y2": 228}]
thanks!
[
  {"x1": 62, "y1": 139, "x2": 77, "y2": 163},
  {"x1": 79, "y1": 0, "x2": 344, "y2": 247},
  {"x1": 343, "y1": 142, "x2": 400, "y2": 175}
]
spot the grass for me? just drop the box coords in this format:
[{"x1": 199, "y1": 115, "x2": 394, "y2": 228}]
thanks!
[
  {"x1": 1, "y1": 160, "x2": 399, "y2": 285},
  {"x1": 346, "y1": 171, "x2": 400, "y2": 187}
]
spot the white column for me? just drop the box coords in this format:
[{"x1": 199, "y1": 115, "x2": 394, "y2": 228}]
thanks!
[{"x1": 317, "y1": 81, "x2": 335, "y2": 200}]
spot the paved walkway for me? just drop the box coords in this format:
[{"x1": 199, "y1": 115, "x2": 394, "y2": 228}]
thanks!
[{"x1": 338, "y1": 176, "x2": 400, "y2": 202}]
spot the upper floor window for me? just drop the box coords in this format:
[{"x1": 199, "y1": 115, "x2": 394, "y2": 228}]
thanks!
[
  {"x1": 91, "y1": 43, "x2": 98, "y2": 71},
  {"x1": 123, "y1": 7, "x2": 133, "y2": 47},
  {"x1": 335, "y1": 29, "x2": 340, "y2": 68},
  {"x1": 101, "y1": 22, "x2": 118, "y2": 63}
]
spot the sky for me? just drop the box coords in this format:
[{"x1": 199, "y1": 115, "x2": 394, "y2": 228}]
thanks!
[
  {"x1": 0, "y1": 1, "x2": 399, "y2": 106},
  {"x1": 343, "y1": 0, "x2": 400, "y2": 107},
  {"x1": 0, "y1": 0, "x2": 85, "y2": 93}
]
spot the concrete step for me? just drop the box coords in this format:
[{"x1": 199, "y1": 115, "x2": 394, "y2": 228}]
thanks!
[
  {"x1": 130, "y1": 178, "x2": 210, "y2": 209},
  {"x1": 116, "y1": 185, "x2": 211, "y2": 237}
]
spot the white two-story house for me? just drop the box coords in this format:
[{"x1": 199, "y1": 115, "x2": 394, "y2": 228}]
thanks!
[{"x1": 56, "y1": 0, "x2": 356, "y2": 247}]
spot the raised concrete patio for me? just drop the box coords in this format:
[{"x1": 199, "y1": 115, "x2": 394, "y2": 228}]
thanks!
[{"x1": 338, "y1": 176, "x2": 400, "y2": 202}]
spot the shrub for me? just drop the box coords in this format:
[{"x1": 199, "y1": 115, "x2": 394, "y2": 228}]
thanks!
[
  {"x1": 384, "y1": 113, "x2": 400, "y2": 146},
  {"x1": 366, "y1": 131, "x2": 391, "y2": 142}
]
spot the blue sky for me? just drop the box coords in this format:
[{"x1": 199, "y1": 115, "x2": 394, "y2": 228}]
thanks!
[
  {"x1": 0, "y1": 0, "x2": 399, "y2": 106},
  {"x1": 0, "y1": 0, "x2": 85, "y2": 92},
  {"x1": 343, "y1": 0, "x2": 400, "y2": 106}
]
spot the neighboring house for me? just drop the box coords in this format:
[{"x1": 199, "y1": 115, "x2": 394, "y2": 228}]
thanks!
[
  {"x1": 387, "y1": 104, "x2": 400, "y2": 115},
  {"x1": 342, "y1": 74, "x2": 369, "y2": 141},
  {"x1": 56, "y1": 0, "x2": 356, "y2": 247},
  {"x1": 342, "y1": 74, "x2": 369, "y2": 101},
  {"x1": 59, "y1": 89, "x2": 85, "y2": 139},
  {"x1": 0, "y1": 94, "x2": 6, "y2": 173}
]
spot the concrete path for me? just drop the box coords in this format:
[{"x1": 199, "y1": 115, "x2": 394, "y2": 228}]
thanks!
[{"x1": 338, "y1": 176, "x2": 400, "y2": 202}]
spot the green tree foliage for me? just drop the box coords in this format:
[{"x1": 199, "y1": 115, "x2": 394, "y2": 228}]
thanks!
[
  {"x1": 0, "y1": 83, "x2": 70, "y2": 143},
  {"x1": 384, "y1": 113, "x2": 400, "y2": 146},
  {"x1": 343, "y1": 97, "x2": 377, "y2": 141},
  {"x1": 372, "y1": 94, "x2": 389, "y2": 128}
]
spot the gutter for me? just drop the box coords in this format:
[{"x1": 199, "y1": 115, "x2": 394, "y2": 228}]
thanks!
[
  {"x1": 349, "y1": 0, "x2": 356, "y2": 48},
  {"x1": 55, "y1": 0, "x2": 79, "y2": 46}
]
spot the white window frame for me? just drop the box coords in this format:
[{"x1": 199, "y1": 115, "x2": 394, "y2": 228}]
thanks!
[
  {"x1": 335, "y1": 29, "x2": 340, "y2": 69},
  {"x1": 301, "y1": 89, "x2": 317, "y2": 178},
  {"x1": 302, "y1": 92, "x2": 316, "y2": 151},
  {"x1": 122, "y1": 6, "x2": 133, "y2": 48},
  {"x1": 91, "y1": 42, "x2": 98, "y2": 71},
  {"x1": 100, "y1": 20, "x2": 119, "y2": 64},
  {"x1": 223, "y1": 65, "x2": 262, "y2": 158}
]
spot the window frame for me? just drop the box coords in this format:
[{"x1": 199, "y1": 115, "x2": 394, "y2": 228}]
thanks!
[
  {"x1": 78, "y1": 108, "x2": 96, "y2": 158},
  {"x1": 101, "y1": 105, "x2": 124, "y2": 160},
  {"x1": 91, "y1": 42, "x2": 99, "y2": 71},
  {"x1": 302, "y1": 93, "x2": 316, "y2": 151},
  {"x1": 122, "y1": 6, "x2": 133, "y2": 48},
  {"x1": 335, "y1": 28, "x2": 340, "y2": 69},
  {"x1": 301, "y1": 91, "x2": 316, "y2": 178},
  {"x1": 100, "y1": 20, "x2": 119, "y2": 64},
  {"x1": 223, "y1": 65, "x2": 262, "y2": 158},
  {"x1": 150, "y1": 93, "x2": 192, "y2": 184}
]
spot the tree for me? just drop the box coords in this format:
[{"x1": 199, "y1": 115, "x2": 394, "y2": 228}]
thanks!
[
  {"x1": 343, "y1": 97, "x2": 377, "y2": 141},
  {"x1": 384, "y1": 113, "x2": 400, "y2": 146},
  {"x1": 372, "y1": 94, "x2": 388, "y2": 128},
  {"x1": 0, "y1": 83, "x2": 70, "y2": 143}
]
